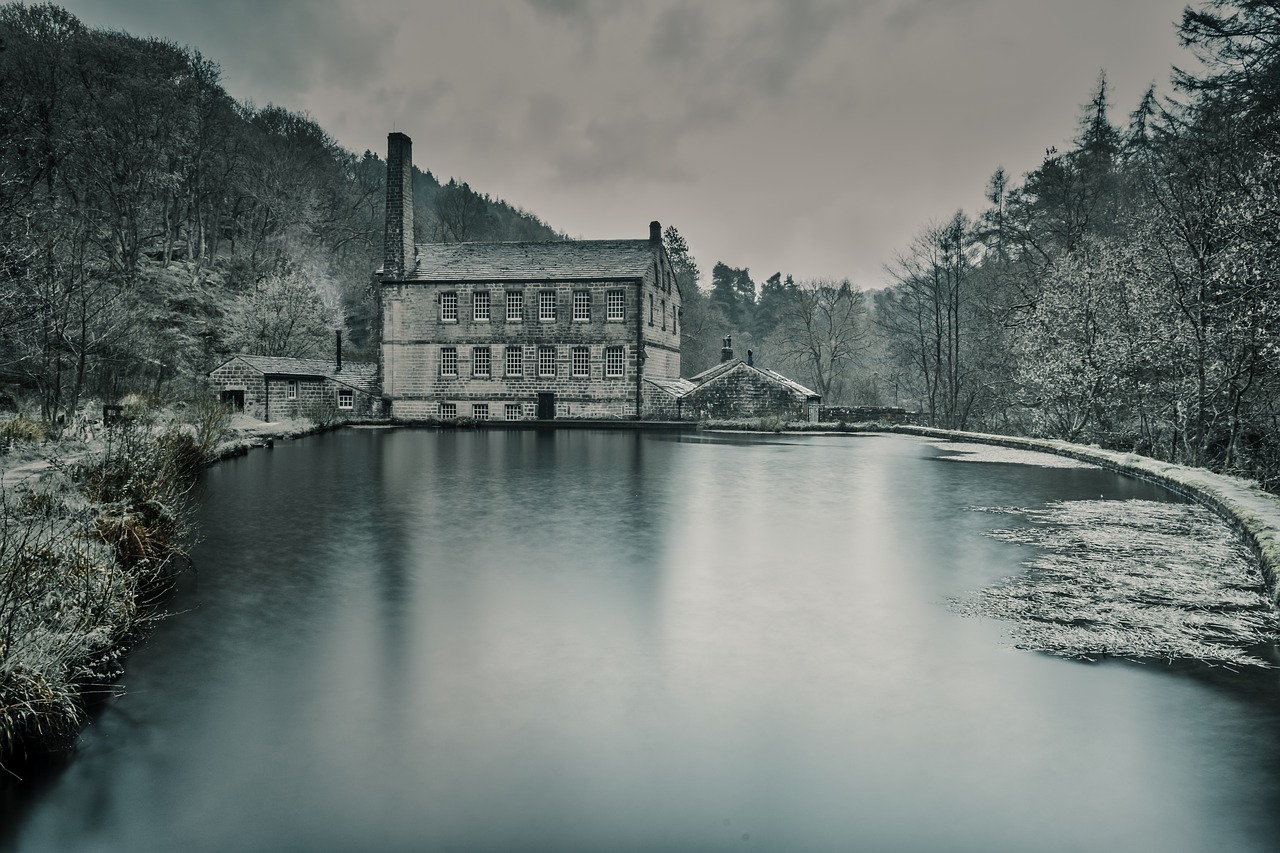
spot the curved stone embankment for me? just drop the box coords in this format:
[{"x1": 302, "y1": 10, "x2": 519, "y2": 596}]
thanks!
[{"x1": 888, "y1": 425, "x2": 1280, "y2": 605}]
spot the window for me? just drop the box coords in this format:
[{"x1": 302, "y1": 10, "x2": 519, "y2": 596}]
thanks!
[
  {"x1": 440, "y1": 347, "x2": 458, "y2": 377},
  {"x1": 661, "y1": 298, "x2": 667, "y2": 330},
  {"x1": 571, "y1": 346, "x2": 590, "y2": 378},
  {"x1": 606, "y1": 290, "x2": 626, "y2": 321},
  {"x1": 440, "y1": 292, "x2": 458, "y2": 322},
  {"x1": 472, "y1": 346, "x2": 491, "y2": 377},
  {"x1": 337, "y1": 389, "x2": 353, "y2": 410},
  {"x1": 649, "y1": 294, "x2": 655, "y2": 326},
  {"x1": 505, "y1": 345, "x2": 524, "y2": 377},
  {"x1": 286, "y1": 380, "x2": 298, "y2": 400},
  {"x1": 439, "y1": 402, "x2": 457, "y2": 419},
  {"x1": 673, "y1": 306, "x2": 678, "y2": 335},
  {"x1": 506, "y1": 290, "x2": 524, "y2": 322},
  {"x1": 539, "y1": 290, "x2": 557, "y2": 321},
  {"x1": 605, "y1": 346, "x2": 624, "y2": 378},
  {"x1": 572, "y1": 290, "x2": 591, "y2": 322},
  {"x1": 473, "y1": 291, "x2": 490, "y2": 322},
  {"x1": 473, "y1": 403, "x2": 489, "y2": 420},
  {"x1": 505, "y1": 403, "x2": 523, "y2": 421},
  {"x1": 538, "y1": 345, "x2": 556, "y2": 377}
]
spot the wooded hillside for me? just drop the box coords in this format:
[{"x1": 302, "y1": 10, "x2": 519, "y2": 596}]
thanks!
[{"x1": 0, "y1": 3, "x2": 559, "y2": 422}]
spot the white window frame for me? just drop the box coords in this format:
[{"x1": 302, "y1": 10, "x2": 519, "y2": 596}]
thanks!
[
  {"x1": 505, "y1": 346, "x2": 524, "y2": 377},
  {"x1": 506, "y1": 290, "x2": 524, "y2": 322},
  {"x1": 337, "y1": 388, "x2": 353, "y2": 410},
  {"x1": 440, "y1": 347, "x2": 458, "y2": 377},
  {"x1": 440, "y1": 291, "x2": 458, "y2": 323},
  {"x1": 439, "y1": 402, "x2": 457, "y2": 419},
  {"x1": 473, "y1": 403, "x2": 489, "y2": 420},
  {"x1": 605, "y1": 346, "x2": 624, "y2": 378},
  {"x1": 505, "y1": 403, "x2": 522, "y2": 421},
  {"x1": 538, "y1": 345, "x2": 557, "y2": 377},
  {"x1": 286, "y1": 380, "x2": 298, "y2": 400},
  {"x1": 472, "y1": 346, "x2": 491, "y2": 377},
  {"x1": 473, "y1": 291, "x2": 490, "y2": 322},
  {"x1": 606, "y1": 290, "x2": 626, "y2": 321},
  {"x1": 571, "y1": 346, "x2": 590, "y2": 378},
  {"x1": 539, "y1": 290, "x2": 557, "y2": 322},
  {"x1": 572, "y1": 290, "x2": 591, "y2": 322}
]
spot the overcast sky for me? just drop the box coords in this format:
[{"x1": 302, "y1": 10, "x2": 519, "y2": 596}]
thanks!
[{"x1": 59, "y1": 0, "x2": 1196, "y2": 289}]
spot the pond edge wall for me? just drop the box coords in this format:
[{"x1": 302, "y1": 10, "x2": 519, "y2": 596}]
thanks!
[{"x1": 886, "y1": 425, "x2": 1280, "y2": 606}]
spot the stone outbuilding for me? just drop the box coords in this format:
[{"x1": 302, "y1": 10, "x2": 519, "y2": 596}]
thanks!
[
  {"x1": 643, "y1": 338, "x2": 821, "y2": 423},
  {"x1": 208, "y1": 354, "x2": 380, "y2": 421}
]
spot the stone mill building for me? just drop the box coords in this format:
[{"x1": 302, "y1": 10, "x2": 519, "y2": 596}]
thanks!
[{"x1": 377, "y1": 133, "x2": 683, "y2": 421}]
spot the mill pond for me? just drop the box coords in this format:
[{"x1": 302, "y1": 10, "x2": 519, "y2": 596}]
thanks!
[{"x1": 6, "y1": 429, "x2": 1280, "y2": 852}]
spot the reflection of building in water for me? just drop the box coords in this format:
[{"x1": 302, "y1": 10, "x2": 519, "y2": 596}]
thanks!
[{"x1": 377, "y1": 132, "x2": 682, "y2": 422}]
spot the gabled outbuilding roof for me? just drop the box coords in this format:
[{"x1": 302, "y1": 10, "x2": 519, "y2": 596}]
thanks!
[
  {"x1": 384, "y1": 239, "x2": 658, "y2": 282},
  {"x1": 210, "y1": 355, "x2": 379, "y2": 395},
  {"x1": 644, "y1": 376, "x2": 697, "y2": 397},
  {"x1": 648, "y1": 358, "x2": 820, "y2": 401}
]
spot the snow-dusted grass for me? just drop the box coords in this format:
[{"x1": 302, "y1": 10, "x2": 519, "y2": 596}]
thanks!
[
  {"x1": 953, "y1": 500, "x2": 1277, "y2": 667},
  {"x1": 928, "y1": 440, "x2": 1099, "y2": 469},
  {"x1": 894, "y1": 426, "x2": 1280, "y2": 608}
]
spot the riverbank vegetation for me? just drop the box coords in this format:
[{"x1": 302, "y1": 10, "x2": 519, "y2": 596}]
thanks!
[{"x1": 0, "y1": 406, "x2": 222, "y2": 774}]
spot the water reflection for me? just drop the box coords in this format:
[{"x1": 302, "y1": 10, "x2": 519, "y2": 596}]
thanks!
[{"x1": 6, "y1": 430, "x2": 1280, "y2": 852}]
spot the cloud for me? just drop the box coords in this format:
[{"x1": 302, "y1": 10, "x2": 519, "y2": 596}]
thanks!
[
  {"x1": 58, "y1": 0, "x2": 393, "y2": 105},
  {"x1": 649, "y1": 3, "x2": 707, "y2": 64}
]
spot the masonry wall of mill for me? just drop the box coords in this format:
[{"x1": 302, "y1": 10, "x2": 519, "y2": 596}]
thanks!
[{"x1": 382, "y1": 264, "x2": 682, "y2": 420}]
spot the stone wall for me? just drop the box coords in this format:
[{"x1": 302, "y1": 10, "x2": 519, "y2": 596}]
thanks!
[
  {"x1": 210, "y1": 360, "x2": 378, "y2": 421},
  {"x1": 209, "y1": 361, "x2": 268, "y2": 419},
  {"x1": 683, "y1": 364, "x2": 813, "y2": 421},
  {"x1": 641, "y1": 382, "x2": 682, "y2": 420}
]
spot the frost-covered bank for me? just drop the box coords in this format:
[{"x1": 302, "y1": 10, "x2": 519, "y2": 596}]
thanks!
[
  {"x1": 893, "y1": 425, "x2": 1280, "y2": 609},
  {"x1": 956, "y1": 499, "x2": 1277, "y2": 666},
  {"x1": 0, "y1": 416, "x2": 208, "y2": 773}
]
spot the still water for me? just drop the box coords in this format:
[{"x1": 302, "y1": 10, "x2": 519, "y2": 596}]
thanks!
[{"x1": 7, "y1": 429, "x2": 1280, "y2": 852}]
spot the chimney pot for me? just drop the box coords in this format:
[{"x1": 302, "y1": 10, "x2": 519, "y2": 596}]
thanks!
[
  {"x1": 747, "y1": 349, "x2": 753, "y2": 367},
  {"x1": 650, "y1": 220, "x2": 662, "y2": 245},
  {"x1": 335, "y1": 329, "x2": 343, "y2": 372},
  {"x1": 720, "y1": 334, "x2": 734, "y2": 363}
]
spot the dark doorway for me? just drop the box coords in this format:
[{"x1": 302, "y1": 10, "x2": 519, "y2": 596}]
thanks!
[
  {"x1": 537, "y1": 392, "x2": 555, "y2": 420},
  {"x1": 221, "y1": 390, "x2": 245, "y2": 412}
]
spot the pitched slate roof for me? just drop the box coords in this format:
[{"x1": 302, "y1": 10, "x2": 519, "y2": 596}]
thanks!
[
  {"x1": 678, "y1": 358, "x2": 820, "y2": 400},
  {"x1": 387, "y1": 239, "x2": 658, "y2": 282},
  {"x1": 644, "y1": 376, "x2": 697, "y2": 396},
  {"x1": 212, "y1": 355, "x2": 379, "y2": 395}
]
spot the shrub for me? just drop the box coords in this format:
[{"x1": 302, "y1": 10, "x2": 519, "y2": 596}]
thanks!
[{"x1": 0, "y1": 414, "x2": 47, "y2": 442}]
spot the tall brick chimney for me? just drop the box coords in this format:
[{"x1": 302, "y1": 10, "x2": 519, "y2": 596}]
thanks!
[
  {"x1": 650, "y1": 220, "x2": 662, "y2": 245},
  {"x1": 384, "y1": 132, "x2": 414, "y2": 278}
]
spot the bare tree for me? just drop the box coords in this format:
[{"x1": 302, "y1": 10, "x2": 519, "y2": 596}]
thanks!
[{"x1": 767, "y1": 278, "x2": 867, "y2": 403}]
